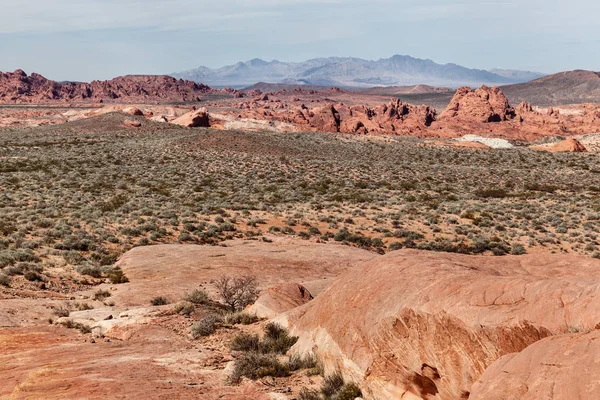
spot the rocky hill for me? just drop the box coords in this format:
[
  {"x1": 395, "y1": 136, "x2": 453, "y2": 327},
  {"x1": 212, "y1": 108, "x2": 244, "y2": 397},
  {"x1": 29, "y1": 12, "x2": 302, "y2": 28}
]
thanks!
[
  {"x1": 502, "y1": 70, "x2": 600, "y2": 106},
  {"x1": 173, "y1": 55, "x2": 544, "y2": 88},
  {"x1": 0, "y1": 70, "x2": 218, "y2": 104}
]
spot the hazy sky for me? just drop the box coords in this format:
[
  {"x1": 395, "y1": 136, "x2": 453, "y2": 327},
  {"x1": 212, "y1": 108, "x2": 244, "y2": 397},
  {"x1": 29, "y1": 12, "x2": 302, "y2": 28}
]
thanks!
[{"x1": 1, "y1": 0, "x2": 598, "y2": 81}]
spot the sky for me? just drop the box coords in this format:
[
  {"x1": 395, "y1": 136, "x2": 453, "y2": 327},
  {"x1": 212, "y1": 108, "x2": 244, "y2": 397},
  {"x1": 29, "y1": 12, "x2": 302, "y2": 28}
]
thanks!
[{"x1": 0, "y1": 0, "x2": 598, "y2": 82}]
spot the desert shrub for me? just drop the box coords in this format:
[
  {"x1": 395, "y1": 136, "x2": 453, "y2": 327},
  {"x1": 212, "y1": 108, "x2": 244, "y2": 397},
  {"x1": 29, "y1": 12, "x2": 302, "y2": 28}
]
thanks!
[
  {"x1": 74, "y1": 302, "x2": 94, "y2": 311},
  {"x1": 224, "y1": 311, "x2": 260, "y2": 325},
  {"x1": 261, "y1": 323, "x2": 298, "y2": 354},
  {"x1": 53, "y1": 306, "x2": 70, "y2": 317},
  {"x1": 298, "y1": 388, "x2": 321, "y2": 400},
  {"x1": 174, "y1": 301, "x2": 195, "y2": 316},
  {"x1": 107, "y1": 269, "x2": 129, "y2": 284},
  {"x1": 231, "y1": 333, "x2": 260, "y2": 352},
  {"x1": 24, "y1": 271, "x2": 43, "y2": 281},
  {"x1": 76, "y1": 264, "x2": 104, "y2": 278},
  {"x1": 0, "y1": 273, "x2": 10, "y2": 287},
  {"x1": 92, "y1": 289, "x2": 111, "y2": 301},
  {"x1": 229, "y1": 352, "x2": 290, "y2": 384},
  {"x1": 61, "y1": 319, "x2": 92, "y2": 334},
  {"x1": 511, "y1": 243, "x2": 526, "y2": 255},
  {"x1": 191, "y1": 313, "x2": 221, "y2": 338},
  {"x1": 4, "y1": 262, "x2": 42, "y2": 276},
  {"x1": 334, "y1": 229, "x2": 350, "y2": 242},
  {"x1": 150, "y1": 296, "x2": 168, "y2": 306},
  {"x1": 388, "y1": 241, "x2": 402, "y2": 251},
  {"x1": 178, "y1": 232, "x2": 195, "y2": 242},
  {"x1": 64, "y1": 251, "x2": 86, "y2": 265},
  {"x1": 474, "y1": 188, "x2": 510, "y2": 198},
  {"x1": 184, "y1": 289, "x2": 209, "y2": 304},
  {"x1": 212, "y1": 274, "x2": 259, "y2": 311},
  {"x1": 321, "y1": 371, "x2": 345, "y2": 397},
  {"x1": 0, "y1": 220, "x2": 17, "y2": 236},
  {"x1": 288, "y1": 353, "x2": 320, "y2": 372},
  {"x1": 336, "y1": 383, "x2": 362, "y2": 400},
  {"x1": 0, "y1": 249, "x2": 39, "y2": 268}
]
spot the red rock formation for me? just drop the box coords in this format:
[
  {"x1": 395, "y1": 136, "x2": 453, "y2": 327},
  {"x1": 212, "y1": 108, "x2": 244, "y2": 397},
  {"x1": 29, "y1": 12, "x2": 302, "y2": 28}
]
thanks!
[
  {"x1": 247, "y1": 283, "x2": 313, "y2": 319},
  {"x1": 123, "y1": 107, "x2": 143, "y2": 116},
  {"x1": 286, "y1": 249, "x2": 600, "y2": 400},
  {"x1": 0, "y1": 70, "x2": 217, "y2": 104},
  {"x1": 171, "y1": 107, "x2": 210, "y2": 128},
  {"x1": 470, "y1": 331, "x2": 600, "y2": 400},
  {"x1": 550, "y1": 137, "x2": 587, "y2": 152},
  {"x1": 440, "y1": 85, "x2": 516, "y2": 122}
]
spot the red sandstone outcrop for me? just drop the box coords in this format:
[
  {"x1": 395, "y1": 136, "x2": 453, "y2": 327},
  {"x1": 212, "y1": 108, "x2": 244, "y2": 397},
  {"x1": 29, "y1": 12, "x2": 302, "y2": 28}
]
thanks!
[
  {"x1": 247, "y1": 283, "x2": 313, "y2": 319},
  {"x1": 171, "y1": 107, "x2": 210, "y2": 127},
  {"x1": 123, "y1": 106, "x2": 144, "y2": 116},
  {"x1": 550, "y1": 137, "x2": 587, "y2": 152},
  {"x1": 439, "y1": 85, "x2": 516, "y2": 122},
  {"x1": 286, "y1": 249, "x2": 600, "y2": 400},
  {"x1": 0, "y1": 70, "x2": 218, "y2": 104},
  {"x1": 470, "y1": 331, "x2": 600, "y2": 400},
  {"x1": 112, "y1": 239, "x2": 377, "y2": 307}
]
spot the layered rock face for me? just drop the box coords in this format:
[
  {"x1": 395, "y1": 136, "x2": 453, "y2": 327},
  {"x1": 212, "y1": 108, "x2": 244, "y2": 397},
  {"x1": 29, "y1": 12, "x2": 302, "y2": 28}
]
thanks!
[
  {"x1": 287, "y1": 250, "x2": 600, "y2": 400},
  {"x1": 0, "y1": 70, "x2": 217, "y2": 103}
]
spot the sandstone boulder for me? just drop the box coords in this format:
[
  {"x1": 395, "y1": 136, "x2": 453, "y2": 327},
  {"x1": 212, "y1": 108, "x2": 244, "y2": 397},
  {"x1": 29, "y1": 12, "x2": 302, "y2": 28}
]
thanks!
[
  {"x1": 171, "y1": 107, "x2": 210, "y2": 128},
  {"x1": 286, "y1": 250, "x2": 600, "y2": 400}
]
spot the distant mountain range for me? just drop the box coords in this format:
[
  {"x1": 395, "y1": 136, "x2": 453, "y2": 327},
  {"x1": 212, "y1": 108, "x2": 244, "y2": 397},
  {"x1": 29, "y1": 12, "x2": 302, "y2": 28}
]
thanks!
[{"x1": 172, "y1": 55, "x2": 545, "y2": 88}]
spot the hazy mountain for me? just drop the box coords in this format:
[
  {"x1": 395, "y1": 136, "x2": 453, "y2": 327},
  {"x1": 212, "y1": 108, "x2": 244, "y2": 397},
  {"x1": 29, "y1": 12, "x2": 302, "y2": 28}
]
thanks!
[{"x1": 173, "y1": 55, "x2": 545, "y2": 88}]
